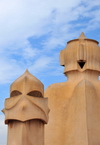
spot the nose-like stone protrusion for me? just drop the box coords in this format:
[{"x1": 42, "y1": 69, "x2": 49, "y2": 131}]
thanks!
[{"x1": 77, "y1": 44, "x2": 86, "y2": 61}]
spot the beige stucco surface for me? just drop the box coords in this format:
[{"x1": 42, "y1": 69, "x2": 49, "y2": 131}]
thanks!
[
  {"x1": 2, "y1": 33, "x2": 100, "y2": 145},
  {"x1": 45, "y1": 33, "x2": 100, "y2": 145},
  {"x1": 7, "y1": 120, "x2": 44, "y2": 145},
  {"x1": 2, "y1": 70, "x2": 49, "y2": 145}
]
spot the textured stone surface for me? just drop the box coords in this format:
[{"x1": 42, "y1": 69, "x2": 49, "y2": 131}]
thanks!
[
  {"x1": 45, "y1": 33, "x2": 100, "y2": 145},
  {"x1": 2, "y1": 70, "x2": 49, "y2": 145}
]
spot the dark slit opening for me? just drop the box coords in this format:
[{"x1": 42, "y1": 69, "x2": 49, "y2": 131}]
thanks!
[{"x1": 78, "y1": 61, "x2": 86, "y2": 69}]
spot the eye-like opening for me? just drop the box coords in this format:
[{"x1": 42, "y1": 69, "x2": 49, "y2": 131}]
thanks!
[
  {"x1": 77, "y1": 60, "x2": 86, "y2": 69},
  {"x1": 10, "y1": 90, "x2": 22, "y2": 97},
  {"x1": 27, "y1": 91, "x2": 43, "y2": 98}
]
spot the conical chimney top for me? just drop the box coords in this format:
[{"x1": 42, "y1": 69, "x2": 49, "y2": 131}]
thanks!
[
  {"x1": 78, "y1": 32, "x2": 86, "y2": 39},
  {"x1": 10, "y1": 69, "x2": 44, "y2": 97},
  {"x1": 25, "y1": 69, "x2": 29, "y2": 72}
]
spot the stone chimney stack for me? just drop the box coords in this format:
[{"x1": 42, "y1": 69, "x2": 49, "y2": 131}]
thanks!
[
  {"x1": 2, "y1": 70, "x2": 49, "y2": 145},
  {"x1": 45, "y1": 33, "x2": 100, "y2": 145}
]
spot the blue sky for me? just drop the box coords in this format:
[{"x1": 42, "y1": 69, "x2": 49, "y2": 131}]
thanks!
[{"x1": 0, "y1": 0, "x2": 100, "y2": 144}]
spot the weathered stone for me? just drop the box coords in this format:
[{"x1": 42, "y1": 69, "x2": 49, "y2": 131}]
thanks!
[
  {"x1": 2, "y1": 70, "x2": 49, "y2": 145},
  {"x1": 45, "y1": 33, "x2": 100, "y2": 145}
]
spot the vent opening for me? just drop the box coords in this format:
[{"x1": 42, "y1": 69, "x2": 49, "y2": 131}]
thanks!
[
  {"x1": 27, "y1": 91, "x2": 43, "y2": 98},
  {"x1": 10, "y1": 90, "x2": 22, "y2": 97},
  {"x1": 78, "y1": 60, "x2": 86, "y2": 69}
]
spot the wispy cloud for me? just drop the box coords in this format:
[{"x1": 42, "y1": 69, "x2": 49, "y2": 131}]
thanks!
[
  {"x1": 0, "y1": 115, "x2": 7, "y2": 145},
  {"x1": 0, "y1": 0, "x2": 100, "y2": 84},
  {"x1": 0, "y1": 0, "x2": 100, "y2": 144}
]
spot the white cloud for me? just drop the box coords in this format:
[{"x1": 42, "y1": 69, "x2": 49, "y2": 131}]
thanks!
[
  {"x1": 0, "y1": 0, "x2": 99, "y2": 84},
  {"x1": 0, "y1": 56, "x2": 24, "y2": 84},
  {"x1": 0, "y1": 0, "x2": 100, "y2": 143},
  {"x1": 0, "y1": 0, "x2": 98, "y2": 47},
  {"x1": 29, "y1": 56, "x2": 53, "y2": 73},
  {"x1": 0, "y1": 115, "x2": 7, "y2": 145},
  {"x1": 23, "y1": 47, "x2": 40, "y2": 59}
]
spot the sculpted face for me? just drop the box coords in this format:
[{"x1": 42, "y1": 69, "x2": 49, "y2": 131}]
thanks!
[
  {"x1": 60, "y1": 32, "x2": 100, "y2": 73},
  {"x1": 2, "y1": 70, "x2": 49, "y2": 124}
]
